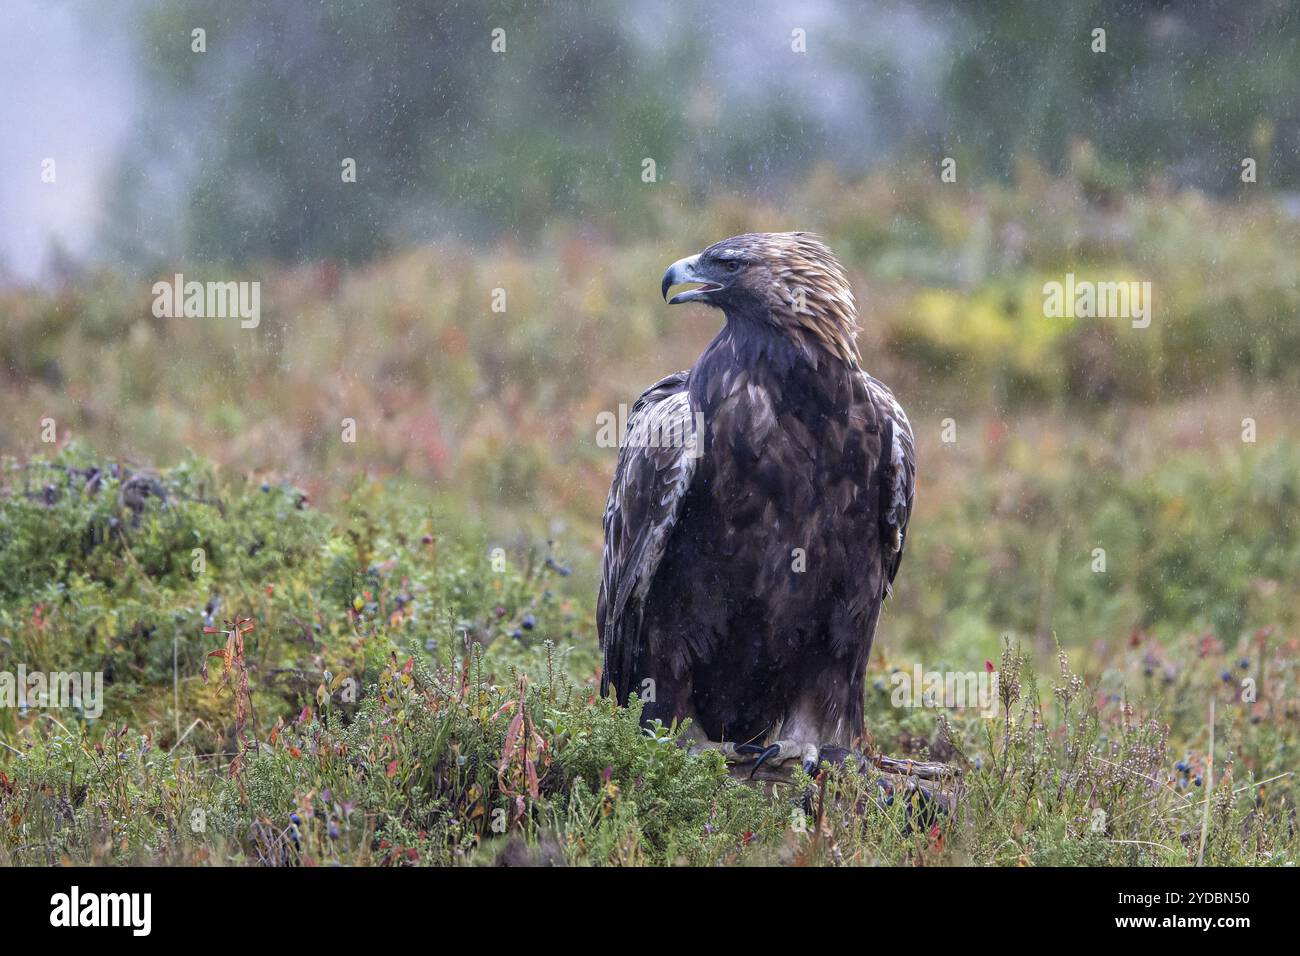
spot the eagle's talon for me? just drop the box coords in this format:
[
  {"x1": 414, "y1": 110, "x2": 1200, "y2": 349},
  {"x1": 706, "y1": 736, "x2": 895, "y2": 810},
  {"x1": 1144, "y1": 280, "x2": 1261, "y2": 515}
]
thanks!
[
  {"x1": 742, "y1": 743, "x2": 781, "y2": 778},
  {"x1": 800, "y1": 741, "x2": 822, "y2": 776},
  {"x1": 802, "y1": 744, "x2": 854, "y2": 776}
]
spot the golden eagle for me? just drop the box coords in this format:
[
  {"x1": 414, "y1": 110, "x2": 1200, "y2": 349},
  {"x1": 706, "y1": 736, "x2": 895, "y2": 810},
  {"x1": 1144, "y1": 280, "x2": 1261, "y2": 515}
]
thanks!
[{"x1": 598, "y1": 232, "x2": 915, "y2": 775}]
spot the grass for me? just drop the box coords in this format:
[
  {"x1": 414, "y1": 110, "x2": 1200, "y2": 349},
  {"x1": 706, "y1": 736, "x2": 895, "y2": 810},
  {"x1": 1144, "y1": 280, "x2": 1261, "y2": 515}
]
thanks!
[{"x1": 0, "y1": 446, "x2": 1295, "y2": 866}]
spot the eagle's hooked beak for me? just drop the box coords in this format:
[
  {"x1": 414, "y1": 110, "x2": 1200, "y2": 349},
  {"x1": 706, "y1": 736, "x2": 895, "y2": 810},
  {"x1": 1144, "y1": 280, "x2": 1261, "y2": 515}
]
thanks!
[{"x1": 662, "y1": 254, "x2": 722, "y2": 305}]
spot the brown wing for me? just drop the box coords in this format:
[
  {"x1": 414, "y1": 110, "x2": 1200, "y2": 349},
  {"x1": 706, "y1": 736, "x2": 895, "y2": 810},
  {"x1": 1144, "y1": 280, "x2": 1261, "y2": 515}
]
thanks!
[
  {"x1": 864, "y1": 372, "x2": 915, "y2": 594},
  {"x1": 597, "y1": 371, "x2": 699, "y2": 701}
]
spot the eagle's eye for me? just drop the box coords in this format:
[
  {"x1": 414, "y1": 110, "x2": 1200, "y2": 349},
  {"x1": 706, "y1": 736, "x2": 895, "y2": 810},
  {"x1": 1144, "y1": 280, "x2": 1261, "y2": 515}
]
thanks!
[{"x1": 723, "y1": 259, "x2": 741, "y2": 273}]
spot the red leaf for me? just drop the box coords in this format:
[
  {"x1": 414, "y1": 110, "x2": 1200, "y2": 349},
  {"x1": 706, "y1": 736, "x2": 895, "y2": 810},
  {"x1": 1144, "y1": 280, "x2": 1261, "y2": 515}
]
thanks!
[
  {"x1": 386, "y1": 760, "x2": 398, "y2": 778},
  {"x1": 525, "y1": 757, "x2": 540, "y2": 799}
]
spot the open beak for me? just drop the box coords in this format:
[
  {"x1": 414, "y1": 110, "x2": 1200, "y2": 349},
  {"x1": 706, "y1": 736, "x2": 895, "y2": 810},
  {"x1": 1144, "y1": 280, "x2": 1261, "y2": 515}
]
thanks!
[{"x1": 661, "y1": 254, "x2": 722, "y2": 305}]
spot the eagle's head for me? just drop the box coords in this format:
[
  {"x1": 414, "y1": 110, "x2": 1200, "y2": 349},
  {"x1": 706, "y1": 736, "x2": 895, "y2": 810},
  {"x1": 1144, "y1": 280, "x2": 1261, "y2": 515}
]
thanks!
[{"x1": 661, "y1": 231, "x2": 860, "y2": 365}]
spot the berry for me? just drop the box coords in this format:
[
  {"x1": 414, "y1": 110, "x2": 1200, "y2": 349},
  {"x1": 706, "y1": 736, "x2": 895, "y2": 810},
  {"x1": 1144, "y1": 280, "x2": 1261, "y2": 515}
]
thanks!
[{"x1": 521, "y1": 613, "x2": 536, "y2": 630}]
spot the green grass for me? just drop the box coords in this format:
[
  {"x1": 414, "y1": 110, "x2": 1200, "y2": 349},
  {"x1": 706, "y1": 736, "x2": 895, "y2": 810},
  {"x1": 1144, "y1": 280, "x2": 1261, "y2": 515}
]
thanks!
[{"x1": 0, "y1": 447, "x2": 1295, "y2": 866}]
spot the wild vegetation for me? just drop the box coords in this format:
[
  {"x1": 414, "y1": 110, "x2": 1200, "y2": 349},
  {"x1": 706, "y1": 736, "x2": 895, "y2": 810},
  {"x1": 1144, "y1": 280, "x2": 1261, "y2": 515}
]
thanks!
[{"x1": 1, "y1": 173, "x2": 1298, "y2": 865}]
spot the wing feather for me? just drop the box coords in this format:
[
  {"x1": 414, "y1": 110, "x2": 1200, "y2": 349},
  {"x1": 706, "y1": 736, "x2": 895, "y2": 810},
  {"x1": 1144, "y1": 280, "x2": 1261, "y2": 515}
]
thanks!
[
  {"x1": 863, "y1": 372, "x2": 915, "y2": 594},
  {"x1": 597, "y1": 371, "x2": 699, "y2": 700}
]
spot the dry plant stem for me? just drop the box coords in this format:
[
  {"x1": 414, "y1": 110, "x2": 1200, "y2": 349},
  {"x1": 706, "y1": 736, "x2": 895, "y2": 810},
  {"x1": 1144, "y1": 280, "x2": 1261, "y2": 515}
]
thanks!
[{"x1": 1197, "y1": 698, "x2": 1215, "y2": 867}]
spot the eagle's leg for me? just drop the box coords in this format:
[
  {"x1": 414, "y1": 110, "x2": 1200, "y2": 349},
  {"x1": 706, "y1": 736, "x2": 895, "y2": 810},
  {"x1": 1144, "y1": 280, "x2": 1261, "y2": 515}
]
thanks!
[
  {"x1": 673, "y1": 710, "x2": 823, "y2": 776},
  {"x1": 734, "y1": 740, "x2": 822, "y2": 778},
  {"x1": 740, "y1": 700, "x2": 863, "y2": 776},
  {"x1": 686, "y1": 738, "x2": 818, "y2": 779}
]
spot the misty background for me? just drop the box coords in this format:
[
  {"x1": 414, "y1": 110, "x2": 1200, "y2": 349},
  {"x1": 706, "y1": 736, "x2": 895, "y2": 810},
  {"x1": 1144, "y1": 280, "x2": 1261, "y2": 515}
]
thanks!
[{"x1": 2, "y1": 0, "x2": 1296, "y2": 284}]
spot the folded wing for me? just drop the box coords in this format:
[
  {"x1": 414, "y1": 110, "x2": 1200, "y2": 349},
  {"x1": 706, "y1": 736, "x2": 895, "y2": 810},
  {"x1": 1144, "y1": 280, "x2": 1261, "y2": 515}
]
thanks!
[{"x1": 597, "y1": 371, "x2": 699, "y2": 701}]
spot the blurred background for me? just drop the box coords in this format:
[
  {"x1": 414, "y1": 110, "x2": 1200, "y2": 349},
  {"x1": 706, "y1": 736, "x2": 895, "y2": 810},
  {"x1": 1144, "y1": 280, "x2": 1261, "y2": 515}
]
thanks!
[
  {"x1": 5, "y1": 0, "x2": 1300, "y2": 276},
  {"x1": 2, "y1": 0, "x2": 1299, "y2": 675}
]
